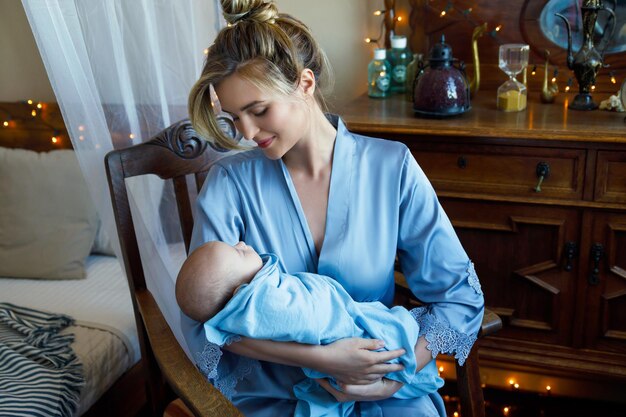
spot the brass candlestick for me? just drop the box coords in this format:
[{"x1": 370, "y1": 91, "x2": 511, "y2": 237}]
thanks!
[{"x1": 555, "y1": 0, "x2": 616, "y2": 110}]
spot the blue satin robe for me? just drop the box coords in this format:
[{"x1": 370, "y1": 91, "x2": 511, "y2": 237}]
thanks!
[{"x1": 185, "y1": 115, "x2": 485, "y2": 417}]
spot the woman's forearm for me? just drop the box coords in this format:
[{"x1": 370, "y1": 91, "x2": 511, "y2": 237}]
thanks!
[{"x1": 223, "y1": 337, "x2": 323, "y2": 368}]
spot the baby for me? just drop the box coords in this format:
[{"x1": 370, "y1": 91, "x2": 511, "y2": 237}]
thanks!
[{"x1": 176, "y1": 241, "x2": 443, "y2": 417}]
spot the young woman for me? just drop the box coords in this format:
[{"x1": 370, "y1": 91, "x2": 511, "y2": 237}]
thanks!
[{"x1": 185, "y1": 1, "x2": 484, "y2": 416}]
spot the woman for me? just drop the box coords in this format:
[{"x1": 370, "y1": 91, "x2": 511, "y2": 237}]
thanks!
[{"x1": 185, "y1": 1, "x2": 484, "y2": 416}]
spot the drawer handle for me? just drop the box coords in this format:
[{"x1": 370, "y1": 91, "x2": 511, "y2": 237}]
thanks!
[
  {"x1": 588, "y1": 243, "x2": 604, "y2": 286},
  {"x1": 563, "y1": 241, "x2": 578, "y2": 272},
  {"x1": 534, "y1": 162, "x2": 550, "y2": 192},
  {"x1": 457, "y1": 156, "x2": 467, "y2": 169}
]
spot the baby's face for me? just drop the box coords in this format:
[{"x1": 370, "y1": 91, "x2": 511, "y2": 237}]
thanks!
[{"x1": 231, "y1": 241, "x2": 263, "y2": 281}]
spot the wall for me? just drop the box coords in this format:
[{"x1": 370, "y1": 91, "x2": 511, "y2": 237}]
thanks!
[
  {"x1": 0, "y1": 0, "x2": 56, "y2": 102},
  {"x1": 0, "y1": 1, "x2": 413, "y2": 106}
]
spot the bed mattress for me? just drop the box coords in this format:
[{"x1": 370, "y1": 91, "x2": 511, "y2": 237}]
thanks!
[{"x1": 0, "y1": 255, "x2": 139, "y2": 416}]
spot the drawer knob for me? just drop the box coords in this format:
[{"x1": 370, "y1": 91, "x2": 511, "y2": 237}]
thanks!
[
  {"x1": 457, "y1": 156, "x2": 467, "y2": 169},
  {"x1": 534, "y1": 162, "x2": 550, "y2": 192}
]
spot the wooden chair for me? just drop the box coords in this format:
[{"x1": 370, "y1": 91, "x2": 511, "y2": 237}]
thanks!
[{"x1": 105, "y1": 119, "x2": 502, "y2": 417}]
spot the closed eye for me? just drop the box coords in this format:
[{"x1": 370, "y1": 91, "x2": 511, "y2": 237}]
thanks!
[{"x1": 253, "y1": 108, "x2": 268, "y2": 117}]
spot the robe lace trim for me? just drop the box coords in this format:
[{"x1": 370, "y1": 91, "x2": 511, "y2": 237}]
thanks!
[
  {"x1": 466, "y1": 260, "x2": 483, "y2": 295},
  {"x1": 410, "y1": 307, "x2": 477, "y2": 366},
  {"x1": 195, "y1": 337, "x2": 261, "y2": 400}
]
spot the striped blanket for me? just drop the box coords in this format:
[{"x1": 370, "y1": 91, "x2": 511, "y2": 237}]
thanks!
[{"x1": 0, "y1": 303, "x2": 84, "y2": 417}]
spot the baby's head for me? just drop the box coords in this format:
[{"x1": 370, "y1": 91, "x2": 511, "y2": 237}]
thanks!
[{"x1": 176, "y1": 241, "x2": 263, "y2": 322}]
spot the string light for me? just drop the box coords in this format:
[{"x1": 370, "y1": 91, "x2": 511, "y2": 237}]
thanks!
[
  {"x1": 78, "y1": 125, "x2": 85, "y2": 131},
  {"x1": 610, "y1": 71, "x2": 617, "y2": 84},
  {"x1": 440, "y1": 10, "x2": 447, "y2": 17},
  {"x1": 531, "y1": 65, "x2": 537, "y2": 76},
  {"x1": 129, "y1": 133, "x2": 136, "y2": 139},
  {"x1": 31, "y1": 110, "x2": 37, "y2": 117},
  {"x1": 453, "y1": 412, "x2": 459, "y2": 417},
  {"x1": 36, "y1": 103, "x2": 43, "y2": 109},
  {"x1": 203, "y1": 48, "x2": 209, "y2": 55},
  {"x1": 591, "y1": 85, "x2": 596, "y2": 91},
  {"x1": 373, "y1": 9, "x2": 383, "y2": 16},
  {"x1": 503, "y1": 406, "x2": 510, "y2": 416},
  {"x1": 27, "y1": 99, "x2": 33, "y2": 105},
  {"x1": 3, "y1": 121, "x2": 9, "y2": 127}
]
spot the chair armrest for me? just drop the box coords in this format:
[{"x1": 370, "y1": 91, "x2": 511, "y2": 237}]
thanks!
[{"x1": 136, "y1": 289, "x2": 243, "y2": 417}]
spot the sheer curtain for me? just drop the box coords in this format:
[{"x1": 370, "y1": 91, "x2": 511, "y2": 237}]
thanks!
[{"x1": 21, "y1": 0, "x2": 224, "y2": 357}]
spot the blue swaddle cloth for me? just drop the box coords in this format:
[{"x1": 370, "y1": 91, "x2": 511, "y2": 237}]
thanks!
[{"x1": 204, "y1": 254, "x2": 443, "y2": 417}]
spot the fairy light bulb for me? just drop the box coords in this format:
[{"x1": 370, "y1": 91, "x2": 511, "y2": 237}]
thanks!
[
  {"x1": 31, "y1": 110, "x2": 37, "y2": 117},
  {"x1": 508, "y1": 378, "x2": 515, "y2": 386},
  {"x1": 129, "y1": 133, "x2": 135, "y2": 139},
  {"x1": 27, "y1": 99, "x2": 33, "y2": 105},
  {"x1": 438, "y1": 366, "x2": 445, "y2": 373},
  {"x1": 440, "y1": 10, "x2": 447, "y2": 17},
  {"x1": 365, "y1": 37, "x2": 372, "y2": 43},
  {"x1": 2, "y1": 121, "x2": 8, "y2": 127},
  {"x1": 551, "y1": 76, "x2": 557, "y2": 83},
  {"x1": 453, "y1": 412, "x2": 459, "y2": 417},
  {"x1": 610, "y1": 74, "x2": 617, "y2": 84},
  {"x1": 495, "y1": 25, "x2": 502, "y2": 32},
  {"x1": 373, "y1": 10, "x2": 383, "y2": 16},
  {"x1": 203, "y1": 48, "x2": 209, "y2": 55},
  {"x1": 546, "y1": 385, "x2": 551, "y2": 392},
  {"x1": 51, "y1": 136, "x2": 58, "y2": 144},
  {"x1": 396, "y1": 16, "x2": 402, "y2": 22},
  {"x1": 503, "y1": 406, "x2": 510, "y2": 416},
  {"x1": 565, "y1": 85, "x2": 570, "y2": 92},
  {"x1": 531, "y1": 65, "x2": 537, "y2": 76},
  {"x1": 78, "y1": 125, "x2": 85, "y2": 131},
  {"x1": 37, "y1": 103, "x2": 43, "y2": 109},
  {"x1": 591, "y1": 85, "x2": 596, "y2": 91},
  {"x1": 514, "y1": 383, "x2": 520, "y2": 389}
]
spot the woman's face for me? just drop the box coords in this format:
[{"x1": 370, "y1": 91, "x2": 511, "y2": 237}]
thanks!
[{"x1": 214, "y1": 72, "x2": 309, "y2": 160}]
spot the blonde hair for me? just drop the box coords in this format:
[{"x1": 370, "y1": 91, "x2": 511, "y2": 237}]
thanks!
[{"x1": 188, "y1": 0, "x2": 334, "y2": 150}]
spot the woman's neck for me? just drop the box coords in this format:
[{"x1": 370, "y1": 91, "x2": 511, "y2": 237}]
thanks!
[{"x1": 282, "y1": 106, "x2": 337, "y2": 179}]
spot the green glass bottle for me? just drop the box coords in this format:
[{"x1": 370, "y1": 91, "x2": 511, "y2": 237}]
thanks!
[
  {"x1": 368, "y1": 48, "x2": 391, "y2": 98},
  {"x1": 388, "y1": 36, "x2": 411, "y2": 94}
]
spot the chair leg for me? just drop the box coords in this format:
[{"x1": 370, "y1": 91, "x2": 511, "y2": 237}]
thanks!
[{"x1": 455, "y1": 347, "x2": 485, "y2": 417}]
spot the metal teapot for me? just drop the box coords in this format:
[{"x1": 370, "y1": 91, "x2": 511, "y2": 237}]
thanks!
[
  {"x1": 555, "y1": 0, "x2": 616, "y2": 110},
  {"x1": 413, "y1": 35, "x2": 471, "y2": 117}
]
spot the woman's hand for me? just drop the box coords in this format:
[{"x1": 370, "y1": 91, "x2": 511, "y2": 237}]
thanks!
[
  {"x1": 314, "y1": 338, "x2": 405, "y2": 385},
  {"x1": 316, "y1": 378, "x2": 404, "y2": 402}
]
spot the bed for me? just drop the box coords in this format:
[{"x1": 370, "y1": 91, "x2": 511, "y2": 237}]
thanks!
[{"x1": 0, "y1": 101, "x2": 145, "y2": 417}]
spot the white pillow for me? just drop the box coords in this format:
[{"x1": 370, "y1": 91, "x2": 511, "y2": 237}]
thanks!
[{"x1": 0, "y1": 147, "x2": 98, "y2": 279}]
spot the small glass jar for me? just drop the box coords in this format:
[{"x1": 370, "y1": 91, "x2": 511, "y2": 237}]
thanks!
[{"x1": 368, "y1": 48, "x2": 391, "y2": 98}]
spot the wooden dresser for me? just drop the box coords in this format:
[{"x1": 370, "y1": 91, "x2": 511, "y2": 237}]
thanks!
[{"x1": 339, "y1": 93, "x2": 626, "y2": 390}]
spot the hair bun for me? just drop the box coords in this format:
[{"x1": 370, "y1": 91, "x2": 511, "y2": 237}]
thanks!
[{"x1": 221, "y1": 0, "x2": 279, "y2": 25}]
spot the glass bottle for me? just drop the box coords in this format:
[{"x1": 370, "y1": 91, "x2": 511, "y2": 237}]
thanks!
[
  {"x1": 368, "y1": 48, "x2": 391, "y2": 98},
  {"x1": 388, "y1": 35, "x2": 412, "y2": 94},
  {"x1": 404, "y1": 53, "x2": 423, "y2": 101}
]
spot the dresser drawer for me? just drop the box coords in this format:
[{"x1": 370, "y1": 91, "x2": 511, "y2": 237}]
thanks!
[
  {"x1": 595, "y1": 151, "x2": 626, "y2": 204},
  {"x1": 408, "y1": 143, "x2": 586, "y2": 200}
]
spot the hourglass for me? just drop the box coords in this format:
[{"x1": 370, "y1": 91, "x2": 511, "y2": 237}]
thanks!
[{"x1": 497, "y1": 44, "x2": 530, "y2": 112}]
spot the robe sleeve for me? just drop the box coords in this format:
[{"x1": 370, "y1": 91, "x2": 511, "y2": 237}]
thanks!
[
  {"x1": 396, "y1": 147, "x2": 484, "y2": 365},
  {"x1": 190, "y1": 163, "x2": 245, "y2": 252}
]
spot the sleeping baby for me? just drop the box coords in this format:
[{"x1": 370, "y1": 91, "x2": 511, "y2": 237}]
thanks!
[{"x1": 175, "y1": 240, "x2": 443, "y2": 417}]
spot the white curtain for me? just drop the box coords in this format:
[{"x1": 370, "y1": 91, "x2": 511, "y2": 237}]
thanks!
[{"x1": 21, "y1": 0, "x2": 224, "y2": 357}]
